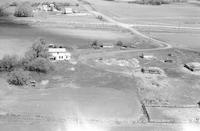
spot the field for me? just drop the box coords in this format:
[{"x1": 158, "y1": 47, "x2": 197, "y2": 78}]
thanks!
[
  {"x1": 0, "y1": 62, "x2": 143, "y2": 131},
  {"x1": 134, "y1": 24, "x2": 200, "y2": 51},
  {"x1": 85, "y1": 0, "x2": 200, "y2": 27},
  {"x1": 86, "y1": 48, "x2": 200, "y2": 105},
  {"x1": 1, "y1": 0, "x2": 200, "y2": 131},
  {"x1": 0, "y1": 20, "x2": 134, "y2": 58},
  {"x1": 150, "y1": 32, "x2": 200, "y2": 51},
  {"x1": 83, "y1": 0, "x2": 200, "y2": 51}
]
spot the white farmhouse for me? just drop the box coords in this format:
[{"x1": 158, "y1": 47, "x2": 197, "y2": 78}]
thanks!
[
  {"x1": 48, "y1": 47, "x2": 71, "y2": 61},
  {"x1": 42, "y1": 5, "x2": 49, "y2": 12}
]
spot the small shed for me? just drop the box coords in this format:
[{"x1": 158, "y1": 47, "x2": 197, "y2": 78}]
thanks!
[
  {"x1": 139, "y1": 53, "x2": 155, "y2": 60},
  {"x1": 164, "y1": 59, "x2": 173, "y2": 63},
  {"x1": 184, "y1": 62, "x2": 200, "y2": 72},
  {"x1": 101, "y1": 43, "x2": 114, "y2": 48},
  {"x1": 63, "y1": 8, "x2": 73, "y2": 14},
  {"x1": 141, "y1": 67, "x2": 162, "y2": 75}
]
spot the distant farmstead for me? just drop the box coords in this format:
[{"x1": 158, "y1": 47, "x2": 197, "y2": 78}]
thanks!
[
  {"x1": 36, "y1": 3, "x2": 58, "y2": 12},
  {"x1": 48, "y1": 46, "x2": 71, "y2": 61}
]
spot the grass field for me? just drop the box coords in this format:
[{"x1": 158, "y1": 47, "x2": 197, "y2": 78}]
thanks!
[
  {"x1": 134, "y1": 25, "x2": 200, "y2": 50},
  {"x1": 89, "y1": 48, "x2": 200, "y2": 106},
  {"x1": 0, "y1": 122, "x2": 191, "y2": 131},
  {"x1": 86, "y1": 0, "x2": 200, "y2": 27},
  {"x1": 150, "y1": 32, "x2": 200, "y2": 51},
  {"x1": 0, "y1": 20, "x2": 134, "y2": 57},
  {"x1": 1, "y1": 0, "x2": 200, "y2": 130},
  {"x1": 0, "y1": 63, "x2": 142, "y2": 131}
]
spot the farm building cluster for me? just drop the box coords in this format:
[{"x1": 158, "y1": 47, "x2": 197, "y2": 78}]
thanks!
[
  {"x1": 48, "y1": 44, "x2": 71, "y2": 61},
  {"x1": 34, "y1": 2, "x2": 79, "y2": 14}
]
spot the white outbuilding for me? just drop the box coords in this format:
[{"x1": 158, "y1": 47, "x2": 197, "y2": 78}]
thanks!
[
  {"x1": 63, "y1": 8, "x2": 73, "y2": 14},
  {"x1": 48, "y1": 47, "x2": 71, "y2": 61}
]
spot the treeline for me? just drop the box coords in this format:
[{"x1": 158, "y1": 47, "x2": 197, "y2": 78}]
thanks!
[
  {"x1": 0, "y1": 2, "x2": 33, "y2": 17},
  {"x1": 129, "y1": 0, "x2": 187, "y2": 5},
  {"x1": 0, "y1": 38, "x2": 54, "y2": 86},
  {"x1": 0, "y1": 3, "x2": 9, "y2": 16}
]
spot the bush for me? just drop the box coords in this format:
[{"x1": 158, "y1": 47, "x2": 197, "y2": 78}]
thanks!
[
  {"x1": 25, "y1": 57, "x2": 53, "y2": 73},
  {"x1": 31, "y1": 2, "x2": 40, "y2": 7},
  {"x1": 90, "y1": 40, "x2": 101, "y2": 49},
  {"x1": 116, "y1": 41, "x2": 123, "y2": 46},
  {"x1": 97, "y1": 15, "x2": 103, "y2": 21},
  {"x1": 0, "y1": 55, "x2": 18, "y2": 72},
  {"x1": 14, "y1": 2, "x2": 33, "y2": 17},
  {"x1": 91, "y1": 40, "x2": 98, "y2": 47},
  {"x1": 7, "y1": 69, "x2": 30, "y2": 86}
]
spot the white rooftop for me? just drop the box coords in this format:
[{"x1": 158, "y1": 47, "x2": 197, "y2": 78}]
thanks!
[{"x1": 48, "y1": 48, "x2": 67, "y2": 53}]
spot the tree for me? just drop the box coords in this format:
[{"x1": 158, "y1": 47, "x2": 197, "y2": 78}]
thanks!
[
  {"x1": 0, "y1": 55, "x2": 18, "y2": 72},
  {"x1": 7, "y1": 69, "x2": 30, "y2": 86},
  {"x1": 25, "y1": 38, "x2": 49, "y2": 61},
  {"x1": 22, "y1": 38, "x2": 54, "y2": 73},
  {"x1": 25, "y1": 57, "x2": 53, "y2": 73},
  {"x1": 0, "y1": 4, "x2": 9, "y2": 17},
  {"x1": 14, "y1": 2, "x2": 33, "y2": 17},
  {"x1": 91, "y1": 40, "x2": 98, "y2": 47}
]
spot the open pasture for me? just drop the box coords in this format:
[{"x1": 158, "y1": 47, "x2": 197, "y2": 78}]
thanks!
[
  {"x1": 86, "y1": 0, "x2": 200, "y2": 27},
  {"x1": 0, "y1": 20, "x2": 134, "y2": 57},
  {"x1": 150, "y1": 32, "x2": 200, "y2": 51},
  {"x1": 93, "y1": 49, "x2": 200, "y2": 106},
  {"x1": 0, "y1": 63, "x2": 143, "y2": 130}
]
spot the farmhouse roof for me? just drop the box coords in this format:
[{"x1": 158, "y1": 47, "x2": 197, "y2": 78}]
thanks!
[{"x1": 48, "y1": 48, "x2": 68, "y2": 53}]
